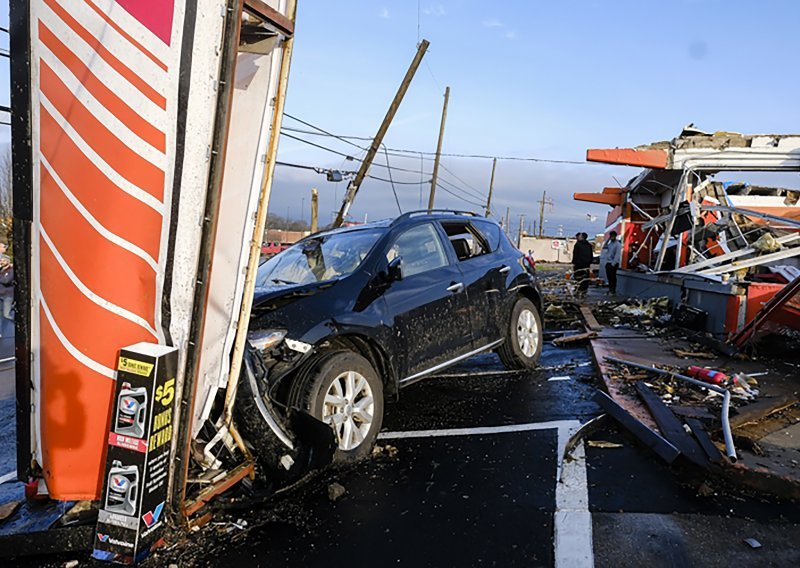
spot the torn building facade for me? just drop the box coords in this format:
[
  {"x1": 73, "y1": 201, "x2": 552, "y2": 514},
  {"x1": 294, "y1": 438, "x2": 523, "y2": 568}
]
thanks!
[{"x1": 574, "y1": 126, "x2": 800, "y2": 340}]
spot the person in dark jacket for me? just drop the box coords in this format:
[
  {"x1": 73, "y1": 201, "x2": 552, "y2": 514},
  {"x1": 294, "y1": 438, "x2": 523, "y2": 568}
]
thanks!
[{"x1": 572, "y1": 232, "x2": 593, "y2": 295}]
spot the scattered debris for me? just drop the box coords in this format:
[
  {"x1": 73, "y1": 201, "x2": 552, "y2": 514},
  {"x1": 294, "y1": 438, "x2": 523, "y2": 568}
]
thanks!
[
  {"x1": 743, "y1": 538, "x2": 763, "y2": 550},
  {"x1": 0, "y1": 501, "x2": 20, "y2": 522},
  {"x1": 328, "y1": 482, "x2": 346, "y2": 502},
  {"x1": 752, "y1": 233, "x2": 782, "y2": 253},
  {"x1": 372, "y1": 444, "x2": 399, "y2": 459},
  {"x1": 604, "y1": 356, "x2": 737, "y2": 462},
  {"x1": 544, "y1": 304, "x2": 569, "y2": 320},
  {"x1": 553, "y1": 331, "x2": 597, "y2": 346},
  {"x1": 587, "y1": 440, "x2": 623, "y2": 449},
  {"x1": 673, "y1": 349, "x2": 716, "y2": 359},
  {"x1": 62, "y1": 561, "x2": 79, "y2": 568},
  {"x1": 595, "y1": 390, "x2": 680, "y2": 464},
  {"x1": 548, "y1": 376, "x2": 571, "y2": 382}
]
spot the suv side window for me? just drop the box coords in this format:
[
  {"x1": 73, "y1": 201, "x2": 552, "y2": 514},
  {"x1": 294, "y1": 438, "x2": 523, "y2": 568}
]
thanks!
[
  {"x1": 472, "y1": 220, "x2": 501, "y2": 252},
  {"x1": 387, "y1": 223, "x2": 448, "y2": 277},
  {"x1": 440, "y1": 221, "x2": 490, "y2": 261}
]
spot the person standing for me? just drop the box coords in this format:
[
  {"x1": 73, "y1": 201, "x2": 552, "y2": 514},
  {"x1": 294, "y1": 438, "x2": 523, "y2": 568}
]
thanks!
[
  {"x1": 603, "y1": 231, "x2": 622, "y2": 294},
  {"x1": 572, "y1": 232, "x2": 593, "y2": 295}
]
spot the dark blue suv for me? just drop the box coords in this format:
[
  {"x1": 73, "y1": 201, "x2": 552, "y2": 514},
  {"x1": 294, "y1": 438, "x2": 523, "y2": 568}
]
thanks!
[{"x1": 236, "y1": 211, "x2": 543, "y2": 469}]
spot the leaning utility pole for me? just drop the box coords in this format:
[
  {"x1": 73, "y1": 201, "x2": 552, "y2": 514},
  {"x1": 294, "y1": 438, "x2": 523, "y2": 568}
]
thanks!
[
  {"x1": 484, "y1": 157, "x2": 497, "y2": 217},
  {"x1": 537, "y1": 190, "x2": 554, "y2": 237},
  {"x1": 428, "y1": 85, "x2": 450, "y2": 210},
  {"x1": 333, "y1": 40, "x2": 430, "y2": 227},
  {"x1": 310, "y1": 188, "x2": 319, "y2": 233},
  {"x1": 505, "y1": 207, "x2": 510, "y2": 234}
]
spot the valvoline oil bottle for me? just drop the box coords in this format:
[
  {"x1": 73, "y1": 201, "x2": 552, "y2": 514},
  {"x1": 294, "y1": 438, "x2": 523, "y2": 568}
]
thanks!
[
  {"x1": 687, "y1": 366, "x2": 729, "y2": 385},
  {"x1": 115, "y1": 382, "x2": 148, "y2": 438},
  {"x1": 105, "y1": 461, "x2": 139, "y2": 516}
]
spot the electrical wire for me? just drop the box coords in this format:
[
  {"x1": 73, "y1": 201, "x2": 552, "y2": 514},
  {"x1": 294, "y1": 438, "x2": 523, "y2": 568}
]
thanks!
[
  {"x1": 282, "y1": 114, "x2": 594, "y2": 165},
  {"x1": 436, "y1": 182, "x2": 485, "y2": 208},
  {"x1": 383, "y1": 145, "x2": 403, "y2": 214},
  {"x1": 275, "y1": 159, "x2": 429, "y2": 185},
  {"x1": 281, "y1": 117, "x2": 508, "y2": 207},
  {"x1": 281, "y1": 130, "x2": 436, "y2": 177}
]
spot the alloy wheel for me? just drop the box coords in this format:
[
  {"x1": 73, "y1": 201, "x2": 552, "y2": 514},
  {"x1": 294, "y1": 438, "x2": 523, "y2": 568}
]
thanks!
[
  {"x1": 321, "y1": 371, "x2": 375, "y2": 451},
  {"x1": 516, "y1": 308, "x2": 539, "y2": 358}
]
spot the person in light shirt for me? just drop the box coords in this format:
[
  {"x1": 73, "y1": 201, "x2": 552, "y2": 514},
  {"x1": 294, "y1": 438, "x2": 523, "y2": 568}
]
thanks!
[{"x1": 602, "y1": 231, "x2": 621, "y2": 294}]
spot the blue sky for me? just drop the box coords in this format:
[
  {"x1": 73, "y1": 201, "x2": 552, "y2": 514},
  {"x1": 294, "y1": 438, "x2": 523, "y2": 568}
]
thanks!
[
  {"x1": 3, "y1": 1, "x2": 800, "y2": 235},
  {"x1": 275, "y1": 0, "x2": 800, "y2": 234}
]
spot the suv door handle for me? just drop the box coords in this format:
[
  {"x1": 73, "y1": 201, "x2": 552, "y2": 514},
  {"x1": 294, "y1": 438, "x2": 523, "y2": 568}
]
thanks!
[
  {"x1": 446, "y1": 282, "x2": 464, "y2": 293},
  {"x1": 499, "y1": 265, "x2": 511, "y2": 274}
]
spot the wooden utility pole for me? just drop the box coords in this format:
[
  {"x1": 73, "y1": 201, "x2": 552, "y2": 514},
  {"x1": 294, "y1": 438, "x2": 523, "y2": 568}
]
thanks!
[
  {"x1": 484, "y1": 157, "x2": 497, "y2": 217},
  {"x1": 333, "y1": 40, "x2": 430, "y2": 227},
  {"x1": 518, "y1": 214, "x2": 525, "y2": 247},
  {"x1": 428, "y1": 85, "x2": 450, "y2": 210},
  {"x1": 537, "y1": 190, "x2": 554, "y2": 237},
  {"x1": 505, "y1": 207, "x2": 510, "y2": 234},
  {"x1": 310, "y1": 188, "x2": 319, "y2": 233}
]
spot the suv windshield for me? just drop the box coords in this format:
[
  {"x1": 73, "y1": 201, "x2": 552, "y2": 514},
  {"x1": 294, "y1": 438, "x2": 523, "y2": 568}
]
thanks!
[{"x1": 256, "y1": 228, "x2": 385, "y2": 286}]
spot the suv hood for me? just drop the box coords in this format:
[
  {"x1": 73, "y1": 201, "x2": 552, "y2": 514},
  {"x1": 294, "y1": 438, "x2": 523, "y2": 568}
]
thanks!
[{"x1": 252, "y1": 279, "x2": 338, "y2": 313}]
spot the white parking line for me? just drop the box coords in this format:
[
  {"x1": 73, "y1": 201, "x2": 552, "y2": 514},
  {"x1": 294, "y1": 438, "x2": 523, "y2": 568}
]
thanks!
[
  {"x1": 0, "y1": 470, "x2": 16, "y2": 485},
  {"x1": 380, "y1": 421, "x2": 594, "y2": 568}
]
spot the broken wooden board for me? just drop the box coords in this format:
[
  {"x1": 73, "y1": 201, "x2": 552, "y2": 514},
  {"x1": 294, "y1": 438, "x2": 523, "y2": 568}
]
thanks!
[
  {"x1": 594, "y1": 390, "x2": 680, "y2": 464},
  {"x1": 588, "y1": 329, "x2": 660, "y2": 431},
  {"x1": 730, "y1": 395, "x2": 798, "y2": 430},
  {"x1": 579, "y1": 305, "x2": 603, "y2": 331},
  {"x1": 553, "y1": 331, "x2": 598, "y2": 346},
  {"x1": 634, "y1": 382, "x2": 709, "y2": 469},
  {"x1": 673, "y1": 348, "x2": 716, "y2": 359},
  {"x1": 671, "y1": 406, "x2": 716, "y2": 421},
  {"x1": 685, "y1": 418, "x2": 725, "y2": 465}
]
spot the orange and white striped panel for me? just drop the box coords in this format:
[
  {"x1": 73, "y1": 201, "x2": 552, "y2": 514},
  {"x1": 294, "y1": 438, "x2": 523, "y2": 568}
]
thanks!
[{"x1": 30, "y1": 0, "x2": 182, "y2": 499}]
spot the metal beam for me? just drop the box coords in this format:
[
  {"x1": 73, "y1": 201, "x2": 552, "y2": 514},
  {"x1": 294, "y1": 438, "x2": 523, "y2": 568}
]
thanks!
[
  {"x1": 244, "y1": 0, "x2": 295, "y2": 36},
  {"x1": 675, "y1": 233, "x2": 800, "y2": 273},
  {"x1": 699, "y1": 245, "x2": 800, "y2": 276},
  {"x1": 701, "y1": 204, "x2": 800, "y2": 229}
]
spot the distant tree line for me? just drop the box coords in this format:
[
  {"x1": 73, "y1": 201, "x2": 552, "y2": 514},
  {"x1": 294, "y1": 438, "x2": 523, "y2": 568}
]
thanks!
[{"x1": 264, "y1": 212, "x2": 311, "y2": 233}]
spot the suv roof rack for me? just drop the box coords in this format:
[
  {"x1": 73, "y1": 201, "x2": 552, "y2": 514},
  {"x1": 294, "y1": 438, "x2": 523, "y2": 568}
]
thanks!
[{"x1": 391, "y1": 209, "x2": 480, "y2": 226}]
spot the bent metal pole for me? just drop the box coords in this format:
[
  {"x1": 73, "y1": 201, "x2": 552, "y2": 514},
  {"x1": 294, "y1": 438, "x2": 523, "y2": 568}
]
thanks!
[{"x1": 604, "y1": 356, "x2": 736, "y2": 462}]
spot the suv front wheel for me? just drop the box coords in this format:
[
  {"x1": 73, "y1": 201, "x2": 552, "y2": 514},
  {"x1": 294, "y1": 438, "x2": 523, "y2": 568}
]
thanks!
[
  {"x1": 498, "y1": 297, "x2": 543, "y2": 370},
  {"x1": 290, "y1": 351, "x2": 384, "y2": 462}
]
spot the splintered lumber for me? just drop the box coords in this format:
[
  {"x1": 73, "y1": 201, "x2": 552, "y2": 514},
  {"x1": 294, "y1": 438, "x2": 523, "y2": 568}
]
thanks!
[
  {"x1": 685, "y1": 418, "x2": 724, "y2": 465},
  {"x1": 594, "y1": 390, "x2": 680, "y2": 464},
  {"x1": 729, "y1": 395, "x2": 798, "y2": 430},
  {"x1": 553, "y1": 331, "x2": 598, "y2": 346},
  {"x1": 580, "y1": 306, "x2": 603, "y2": 331},
  {"x1": 634, "y1": 382, "x2": 709, "y2": 469}
]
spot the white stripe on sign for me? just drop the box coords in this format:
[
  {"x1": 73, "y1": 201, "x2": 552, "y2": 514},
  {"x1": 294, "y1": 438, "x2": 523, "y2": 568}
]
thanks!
[{"x1": 379, "y1": 420, "x2": 594, "y2": 567}]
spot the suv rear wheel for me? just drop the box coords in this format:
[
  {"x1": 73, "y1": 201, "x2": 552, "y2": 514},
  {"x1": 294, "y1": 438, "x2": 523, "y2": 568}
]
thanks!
[
  {"x1": 498, "y1": 297, "x2": 543, "y2": 370},
  {"x1": 290, "y1": 351, "x2": 384, "y2": 462}
]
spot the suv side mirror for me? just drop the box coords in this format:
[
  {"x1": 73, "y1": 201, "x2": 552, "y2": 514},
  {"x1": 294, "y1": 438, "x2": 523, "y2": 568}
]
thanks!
[{"x1": 387, "y1": 256, "x2": 403, "y2": 281}]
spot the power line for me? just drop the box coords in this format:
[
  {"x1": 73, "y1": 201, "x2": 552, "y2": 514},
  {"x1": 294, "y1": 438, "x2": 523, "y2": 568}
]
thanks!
[
  {"x1": 438, "y1": 163, "x2": 487, "y2": 201},
  {"x1": 275, "y1": 159, "x2": 429, "y2": 185},
  {"x1": 436, "y1": 182, "x2": 484, "y2": 208},
  {"x1": 282, "y1": 114, "x2": 592, "y2": 165},
  {"x1": 282, "y1": 114, "x2": 594, "y2": 165},
  {"x1": 281, "y1": 130, "x2": 434, "y2": 177},
  {"x1": 383, "y1": 145, "x2": 403, "y2": 214},
  {"x1": 280, "y1": 119, "x2": 497, "y2": 205},
  {"x1": 283, "y1": 113, "x2": 369, "y2": 152}
]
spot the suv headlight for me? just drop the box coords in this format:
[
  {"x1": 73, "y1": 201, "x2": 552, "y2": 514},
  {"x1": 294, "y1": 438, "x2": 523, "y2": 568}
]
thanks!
[{"x1": 248, "y1": 330, "x2": 286, "y2": 352}]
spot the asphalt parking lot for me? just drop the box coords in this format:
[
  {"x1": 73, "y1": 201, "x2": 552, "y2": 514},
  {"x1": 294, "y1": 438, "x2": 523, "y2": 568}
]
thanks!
[
  {"x1": 184, "y1": 340, "x2": 800, "y2": 568},
  {"x1": 9, "y1": 338, "x2": 800, "y2": 567}
]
